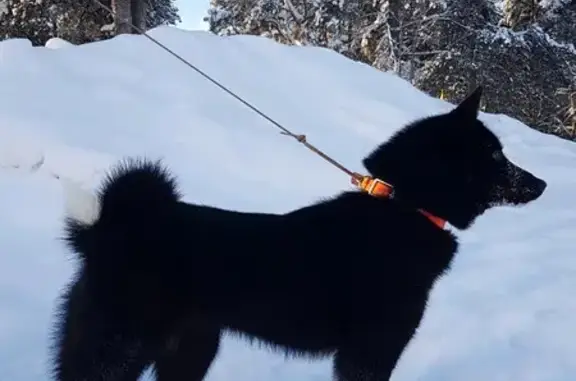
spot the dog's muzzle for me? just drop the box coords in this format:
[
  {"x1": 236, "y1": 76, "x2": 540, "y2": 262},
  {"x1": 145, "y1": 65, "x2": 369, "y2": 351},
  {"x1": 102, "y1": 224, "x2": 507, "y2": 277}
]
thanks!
[{"x1": 502, "y1": 161, "x2": 547, "y2": 205}]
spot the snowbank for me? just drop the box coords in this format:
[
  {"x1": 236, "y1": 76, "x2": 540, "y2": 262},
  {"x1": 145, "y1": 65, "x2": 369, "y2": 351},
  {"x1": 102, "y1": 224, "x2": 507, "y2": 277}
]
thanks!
[{"x1": 0, "y1": 26, "x2": 575, "y2": 381}]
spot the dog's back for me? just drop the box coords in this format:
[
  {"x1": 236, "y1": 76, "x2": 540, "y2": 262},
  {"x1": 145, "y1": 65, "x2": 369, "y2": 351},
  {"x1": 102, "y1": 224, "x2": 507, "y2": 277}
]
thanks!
[{"x1": 59, "y1": 156, "x2": 456, "y2": 349}]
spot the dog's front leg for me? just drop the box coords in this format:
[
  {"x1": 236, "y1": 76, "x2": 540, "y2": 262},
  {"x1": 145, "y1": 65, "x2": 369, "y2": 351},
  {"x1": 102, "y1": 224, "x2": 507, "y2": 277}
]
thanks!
[{"x1": 332, "y1": 323, "x2": 419, "y2": 381}]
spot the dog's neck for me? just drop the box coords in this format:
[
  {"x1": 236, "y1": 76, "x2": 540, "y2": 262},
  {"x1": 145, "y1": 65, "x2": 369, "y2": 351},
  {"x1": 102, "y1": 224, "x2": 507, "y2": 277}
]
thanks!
[{"x1": 352, "y1": 175, "x2": 446, "y2": 230}]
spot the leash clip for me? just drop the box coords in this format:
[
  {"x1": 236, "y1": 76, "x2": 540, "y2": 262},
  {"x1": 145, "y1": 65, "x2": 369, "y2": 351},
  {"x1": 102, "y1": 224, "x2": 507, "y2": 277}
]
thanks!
[{"x1": 352, "y1": 175, "x2": 394, "y2": 198}]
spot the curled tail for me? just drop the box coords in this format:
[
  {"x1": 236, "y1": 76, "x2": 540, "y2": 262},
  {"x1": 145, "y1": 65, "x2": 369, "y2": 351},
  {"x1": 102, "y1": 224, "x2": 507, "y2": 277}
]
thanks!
[{"x1": 61, "y1": 158, "x2": 181, "y2": 261}]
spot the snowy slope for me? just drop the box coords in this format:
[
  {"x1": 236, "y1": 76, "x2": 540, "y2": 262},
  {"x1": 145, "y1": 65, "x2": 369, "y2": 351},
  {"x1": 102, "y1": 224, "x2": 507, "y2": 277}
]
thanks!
[{"x1": 0, "y1": 27, "x2": 575, "y2": 381}]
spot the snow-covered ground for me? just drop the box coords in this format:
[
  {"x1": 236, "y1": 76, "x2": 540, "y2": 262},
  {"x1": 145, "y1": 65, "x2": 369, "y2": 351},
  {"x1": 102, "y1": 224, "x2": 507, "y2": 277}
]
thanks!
[{"x1": 1, "y1": 27, "x2": 575, "y2": 381}]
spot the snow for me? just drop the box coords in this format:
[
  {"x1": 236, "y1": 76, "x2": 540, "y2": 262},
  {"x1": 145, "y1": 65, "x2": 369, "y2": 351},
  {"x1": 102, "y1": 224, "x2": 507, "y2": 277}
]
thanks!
[
  {"x1": 1, "y1": 26, "x2": 575, "y2": 381},
  {"x1": 537, "y1": 26, "x2": 576, "y2": 56},
  {"x1": 45, "y1": 38, "x2": 74, "y2": 50},
  {"x1": 539, "y1": 0, "x2": 572, "y2": 12}
]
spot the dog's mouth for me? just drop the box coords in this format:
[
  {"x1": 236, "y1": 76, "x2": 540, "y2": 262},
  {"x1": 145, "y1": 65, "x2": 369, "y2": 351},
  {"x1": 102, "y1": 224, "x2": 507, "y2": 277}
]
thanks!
[
  {"x1": 489, "y1": 163, "x2": 547, "y2": 207},
  {"x1": 492, "y1": 181, "x2": 547, "y2": 207}
]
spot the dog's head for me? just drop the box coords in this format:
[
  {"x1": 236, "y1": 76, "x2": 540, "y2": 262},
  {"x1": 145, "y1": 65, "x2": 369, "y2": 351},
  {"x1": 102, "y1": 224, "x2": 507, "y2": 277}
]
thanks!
[{"x1": 362, "y1": 87, "x2": 547, "y2": 230}]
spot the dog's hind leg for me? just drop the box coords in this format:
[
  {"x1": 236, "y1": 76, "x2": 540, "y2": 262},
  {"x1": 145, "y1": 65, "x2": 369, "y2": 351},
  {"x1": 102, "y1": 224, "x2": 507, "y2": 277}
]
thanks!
[
  {"x1": 152, "y1": 319, "x2": 221, "y2": 381},
  {"x1": 52, "y1": 279, "x2": 153, "y2": 381}
]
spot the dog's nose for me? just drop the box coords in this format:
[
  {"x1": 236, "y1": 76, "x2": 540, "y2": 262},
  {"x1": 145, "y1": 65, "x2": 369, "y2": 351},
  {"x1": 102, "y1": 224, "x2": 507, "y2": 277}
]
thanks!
[
  {"x1": 535, "y1": 178, "x2": 547, "y2": 195},
  {"x1": 527, "y1": 176, "x2": 547, "y2": 199},
  {"x1": 519, "y1": 169, "x2": 547, "y2": 200}
]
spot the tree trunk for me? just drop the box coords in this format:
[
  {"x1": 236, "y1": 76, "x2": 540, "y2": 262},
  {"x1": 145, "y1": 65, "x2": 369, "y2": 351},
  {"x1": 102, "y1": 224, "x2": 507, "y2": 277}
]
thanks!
[
  {"x1": 501, "y1": 0, "x2": 538, "y2": 30},
  {"x1": 131, "y1": 0, "x2": 147, "y2": 33},
  {"x1": 112, "y1": 0, "x2": 132, "y2": 35}
]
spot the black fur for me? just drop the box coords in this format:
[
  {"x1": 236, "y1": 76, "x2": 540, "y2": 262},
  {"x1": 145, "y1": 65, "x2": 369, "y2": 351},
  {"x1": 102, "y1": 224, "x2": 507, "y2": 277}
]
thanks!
[{"x1": 51, "y1": 87, "x2": 547, "y2": 381}]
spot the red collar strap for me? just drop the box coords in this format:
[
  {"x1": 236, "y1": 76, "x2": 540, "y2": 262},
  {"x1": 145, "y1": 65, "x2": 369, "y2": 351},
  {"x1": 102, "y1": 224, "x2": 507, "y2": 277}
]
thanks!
[{"x1": 351, "y1": 175, "x2": 446, "y2": 229}]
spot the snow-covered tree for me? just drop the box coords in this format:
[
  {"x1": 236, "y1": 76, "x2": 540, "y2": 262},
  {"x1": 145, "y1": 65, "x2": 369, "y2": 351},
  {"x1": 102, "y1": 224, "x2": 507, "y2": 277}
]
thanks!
[
  {"x1": 0, "y1": 0, "x2": 180, "y2": 46},
  {"x1": 147, "y1": 0, "x2": 180, "y2": 29},
  {"x1": 207, "y1": 0, "x2": 454, "y2": 77},
  {"x1": 207, "y1": 0, "x2": 576, "y2": 141},
  {"x1": 0, "y1": 0, "x2": 61, "y2": 46},
  {"x1": 113, "y1": 0, "x2": 181, "y2": 34},
  {"x1": 207, "y1": 0, "x2": 366, "y2": 58}
]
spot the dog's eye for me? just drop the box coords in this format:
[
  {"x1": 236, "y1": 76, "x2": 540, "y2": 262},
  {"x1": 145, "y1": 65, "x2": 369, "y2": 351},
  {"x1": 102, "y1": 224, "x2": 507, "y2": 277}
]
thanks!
[{"x1": 492, "y1": 150, "x2": 504, "y2": 161}]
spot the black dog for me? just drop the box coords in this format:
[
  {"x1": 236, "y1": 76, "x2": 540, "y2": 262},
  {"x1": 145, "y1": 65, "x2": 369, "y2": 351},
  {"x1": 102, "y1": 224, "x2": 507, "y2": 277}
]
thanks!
[{"x1": 51, "y1": 87, "x2": 546, "y2": 381}]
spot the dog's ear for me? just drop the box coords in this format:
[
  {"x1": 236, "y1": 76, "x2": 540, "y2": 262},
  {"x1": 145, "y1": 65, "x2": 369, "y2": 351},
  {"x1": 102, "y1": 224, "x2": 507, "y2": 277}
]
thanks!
[{"x1": 451, "y1": 86, "x2": 483, "y2": 119}]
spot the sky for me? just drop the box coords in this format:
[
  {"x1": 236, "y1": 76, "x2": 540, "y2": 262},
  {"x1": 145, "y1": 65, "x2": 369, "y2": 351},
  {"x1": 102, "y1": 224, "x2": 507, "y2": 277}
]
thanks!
[{"x1": 176, "y1": 0, "x2": 210, "y2": 30}]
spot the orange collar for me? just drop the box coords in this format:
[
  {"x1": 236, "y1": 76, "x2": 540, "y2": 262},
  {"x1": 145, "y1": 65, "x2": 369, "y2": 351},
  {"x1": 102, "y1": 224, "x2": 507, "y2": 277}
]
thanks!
[{"x1": 351, "y1": 175, "x2": 446, "y2": 229}]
